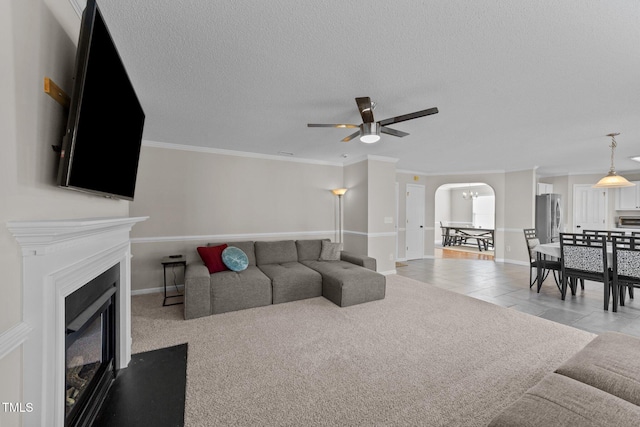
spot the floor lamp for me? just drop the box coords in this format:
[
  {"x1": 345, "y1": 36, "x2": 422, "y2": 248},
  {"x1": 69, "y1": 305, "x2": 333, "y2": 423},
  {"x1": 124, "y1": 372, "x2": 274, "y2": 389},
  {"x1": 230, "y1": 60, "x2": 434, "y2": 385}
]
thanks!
[{"x1": 332, "y1": 188, "x2": 348, "y2": 244}]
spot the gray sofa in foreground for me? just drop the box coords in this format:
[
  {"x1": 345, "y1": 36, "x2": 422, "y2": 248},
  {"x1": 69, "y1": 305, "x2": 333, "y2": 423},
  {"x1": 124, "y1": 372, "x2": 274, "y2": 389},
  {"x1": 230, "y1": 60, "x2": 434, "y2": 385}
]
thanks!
[
  {"x1": 184, "y1": 239, "x2": 385, "y2": 320},
  {"x1": 489, "y1": 331, "x2": 640, "y2": 426}
]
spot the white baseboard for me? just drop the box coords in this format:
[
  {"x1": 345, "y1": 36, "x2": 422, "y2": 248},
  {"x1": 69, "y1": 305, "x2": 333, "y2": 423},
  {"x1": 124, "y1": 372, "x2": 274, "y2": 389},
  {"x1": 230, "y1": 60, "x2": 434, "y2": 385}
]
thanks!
[
  {"x1": 496, "y1": 258, "x2": 529, "y2": 266},
  {"x1": 381, "y1": 269, "x2": 397, "y2": 276},
  {"x1": 131, "y1": 285, "x2": 184, "y2": 296}
]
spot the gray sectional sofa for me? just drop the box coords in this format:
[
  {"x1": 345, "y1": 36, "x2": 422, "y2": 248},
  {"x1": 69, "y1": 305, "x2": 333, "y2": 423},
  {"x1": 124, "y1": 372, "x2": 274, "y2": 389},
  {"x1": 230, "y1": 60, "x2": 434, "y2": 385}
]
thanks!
[
  {"x1": 489, "y1": 331, "x2": 640, "y2": 426},
  {"x1": 184, "y1": 239, "x2": 385, "y2": 320}
]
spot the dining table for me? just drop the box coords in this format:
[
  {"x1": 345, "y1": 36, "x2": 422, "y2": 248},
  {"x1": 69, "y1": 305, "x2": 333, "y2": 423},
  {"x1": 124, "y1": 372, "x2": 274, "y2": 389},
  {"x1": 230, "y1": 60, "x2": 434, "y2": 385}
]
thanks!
[
  {"x1": 441, "y1": 226, "x2": 494, "y2": 251},
  {"x1": 532, "y1": 242, "x2": 614, "y2": 292}
]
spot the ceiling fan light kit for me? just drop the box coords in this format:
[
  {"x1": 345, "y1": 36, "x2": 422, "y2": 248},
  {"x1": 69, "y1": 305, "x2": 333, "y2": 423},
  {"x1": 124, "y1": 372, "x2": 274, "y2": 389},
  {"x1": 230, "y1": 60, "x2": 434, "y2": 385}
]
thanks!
[
  {"x1": 308, "y1": 97, "x2": 438, "y2": 143},
  {"x1": 360, "y1": 123, "x2": 381, "y2": 143}
]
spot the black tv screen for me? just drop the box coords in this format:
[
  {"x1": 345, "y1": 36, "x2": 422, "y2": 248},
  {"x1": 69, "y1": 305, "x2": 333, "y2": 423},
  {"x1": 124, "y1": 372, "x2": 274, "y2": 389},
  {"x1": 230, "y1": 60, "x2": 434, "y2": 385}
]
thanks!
[{"x1": 58, "y1": 0, "x2": 145, "y2": 200}]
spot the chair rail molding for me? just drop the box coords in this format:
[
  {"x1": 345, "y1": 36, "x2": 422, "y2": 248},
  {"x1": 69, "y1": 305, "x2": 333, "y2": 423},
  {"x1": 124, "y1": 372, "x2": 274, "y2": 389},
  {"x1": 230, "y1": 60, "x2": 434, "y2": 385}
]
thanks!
[{"x1": 0, "y1": 322, "x2": 32, "y2": 360}]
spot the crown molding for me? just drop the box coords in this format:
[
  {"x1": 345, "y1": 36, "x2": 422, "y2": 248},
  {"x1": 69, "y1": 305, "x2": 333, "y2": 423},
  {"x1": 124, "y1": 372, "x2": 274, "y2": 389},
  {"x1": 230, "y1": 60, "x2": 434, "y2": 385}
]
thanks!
[
  {"x1": 68, "y1": 0, "x2": 85, "y2": 18},
  {"x1": 142, "y1": 140, "x2": 344, "y2": 167}
]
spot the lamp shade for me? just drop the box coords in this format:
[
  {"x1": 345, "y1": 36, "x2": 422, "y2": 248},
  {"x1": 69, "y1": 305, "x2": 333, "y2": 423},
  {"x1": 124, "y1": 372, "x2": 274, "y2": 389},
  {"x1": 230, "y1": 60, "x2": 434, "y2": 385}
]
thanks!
[
  {"x1": 593, "y1": 172, "x2": 635, "y2": 188},
  {"x1": 592, "y1": 133, "x2": 635, "y2": 189},
  {"x1": 331, "y1": 188, "x2": 348, "y2": 196}
]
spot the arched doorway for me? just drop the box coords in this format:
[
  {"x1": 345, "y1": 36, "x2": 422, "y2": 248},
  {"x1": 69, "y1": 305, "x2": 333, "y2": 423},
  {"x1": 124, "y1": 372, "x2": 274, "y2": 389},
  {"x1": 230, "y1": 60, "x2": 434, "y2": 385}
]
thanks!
[{"x1": 435, "y1": 183, "x2": 496, "y2": 260}]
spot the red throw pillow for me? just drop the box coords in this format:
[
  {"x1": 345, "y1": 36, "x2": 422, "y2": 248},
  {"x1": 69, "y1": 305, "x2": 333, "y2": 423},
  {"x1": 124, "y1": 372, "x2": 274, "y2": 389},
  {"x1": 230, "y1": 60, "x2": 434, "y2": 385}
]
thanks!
[{"x1": 197, "y1": 244, "x2": 229, "y2": 273}]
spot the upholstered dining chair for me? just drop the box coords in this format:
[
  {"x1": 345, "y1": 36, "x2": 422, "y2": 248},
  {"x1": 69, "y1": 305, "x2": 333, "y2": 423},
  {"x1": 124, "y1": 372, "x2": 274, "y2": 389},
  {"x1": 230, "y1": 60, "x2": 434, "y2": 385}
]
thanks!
[
  {"x1": 560, "y1": 233, "x2": 615, "y2": 311},
  {"x1": 523, "y1": 228, "x2": 560, "y2": 291},
  {"x1": 612, "y1": 235, "x2": 640, "y2": 311}
]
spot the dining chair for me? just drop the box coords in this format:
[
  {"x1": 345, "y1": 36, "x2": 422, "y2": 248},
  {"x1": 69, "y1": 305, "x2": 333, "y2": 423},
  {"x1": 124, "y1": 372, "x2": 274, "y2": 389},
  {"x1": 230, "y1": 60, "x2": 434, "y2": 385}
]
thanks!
[
  {"x1": 439, "y1": 222, "x2": 461, "y2": 247},
  {"x1": 560, "y1": 233, "x2": 615, "y2": 311},
  {"x1": 612, "y1": 235, "x2": 640, "y2": 311},
  {"x1": 583, "y1": 229, "x2": 625, "y2": 240},
  {"x1": 439, "y1": 221, "x2": 449, "y2": 246},
  {"x1": 523, "y1": 228, "x2": 560, "y2": 290},
  {"x1": 582, "y1": 229, "x2": 606, "y2": 237}
]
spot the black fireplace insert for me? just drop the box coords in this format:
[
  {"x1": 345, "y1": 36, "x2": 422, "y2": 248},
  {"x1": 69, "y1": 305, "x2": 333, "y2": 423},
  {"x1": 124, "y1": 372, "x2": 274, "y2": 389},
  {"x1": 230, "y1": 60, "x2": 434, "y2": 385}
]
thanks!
[{"x1": 65, "y1": 263, "x2": 119, "y2": 427}]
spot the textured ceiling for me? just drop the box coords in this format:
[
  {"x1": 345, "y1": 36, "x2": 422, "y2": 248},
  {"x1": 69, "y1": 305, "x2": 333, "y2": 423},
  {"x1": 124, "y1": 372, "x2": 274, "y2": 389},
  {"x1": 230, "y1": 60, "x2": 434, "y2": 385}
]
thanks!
[{"x1": 94, "y1": 0, "x2": 640, "y2": 176}]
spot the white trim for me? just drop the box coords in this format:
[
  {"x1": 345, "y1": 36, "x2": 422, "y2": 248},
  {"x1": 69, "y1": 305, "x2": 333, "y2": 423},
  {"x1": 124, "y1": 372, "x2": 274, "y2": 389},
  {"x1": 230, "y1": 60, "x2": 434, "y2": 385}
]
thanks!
[
  {"x1": 343, "y1": 154, "x2": 399, "y2": 166},
  {"x1": 397, "y1": 168, "x2": 506, "y2": 176},
  {"x1": 68, "y1": 0, "x2": 85, "y2": 17},
  {"x1": 142, "y1": 140, "x2": 344, "y2": 167},
  {"x1": 496, "y1": 258, "x2": 529, "y2": 266},
  {"x1": 380, "y1": 269, "x2": 397, "y2": 276},
  {"x1": 343, "y1": 230, "x2": 397, "y2": 238},
  {"x1": 8, "y1": 216, "x2": 145, "y2": 427},
  {"x1": 7, "y1": 217, "x2": 148, "y2": 256},
  {"x1": 0, "y1": 322, "x2": 32, "y2": 360},
  {"x1": 131, "y1": 230, "x2": 334, "y2": 244},
  {"x1": 132, "y1": 285, "x2": 183, "y2": 296}
]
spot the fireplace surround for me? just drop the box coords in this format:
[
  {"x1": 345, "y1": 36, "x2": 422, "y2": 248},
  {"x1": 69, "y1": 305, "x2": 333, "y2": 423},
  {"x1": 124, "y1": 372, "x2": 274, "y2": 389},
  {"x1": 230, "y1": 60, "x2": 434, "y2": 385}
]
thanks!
[{"x1": 7, "y1": 217, "x2": 147, "y2": 427}]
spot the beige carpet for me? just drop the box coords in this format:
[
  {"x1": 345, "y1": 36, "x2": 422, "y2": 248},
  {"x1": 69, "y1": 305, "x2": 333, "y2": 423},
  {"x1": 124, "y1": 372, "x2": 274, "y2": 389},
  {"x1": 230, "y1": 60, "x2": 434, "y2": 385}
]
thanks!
[{"x1": 131, "y1": 275, "x2": 594, "y2": 426}]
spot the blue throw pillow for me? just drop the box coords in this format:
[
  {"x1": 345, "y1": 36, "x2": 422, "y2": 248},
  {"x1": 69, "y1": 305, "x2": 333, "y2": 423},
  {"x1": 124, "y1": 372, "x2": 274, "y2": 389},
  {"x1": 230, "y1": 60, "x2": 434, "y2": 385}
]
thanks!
[{"x1": 221, "y1": 246, "x2": 249, "y2": 272}]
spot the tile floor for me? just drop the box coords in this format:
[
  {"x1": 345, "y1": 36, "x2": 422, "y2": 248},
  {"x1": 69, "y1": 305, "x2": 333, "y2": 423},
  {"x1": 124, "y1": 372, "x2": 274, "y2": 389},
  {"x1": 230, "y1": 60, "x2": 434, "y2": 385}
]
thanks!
[{"x1": 395, "y1": 258, "x2": 640, "y2": 338}]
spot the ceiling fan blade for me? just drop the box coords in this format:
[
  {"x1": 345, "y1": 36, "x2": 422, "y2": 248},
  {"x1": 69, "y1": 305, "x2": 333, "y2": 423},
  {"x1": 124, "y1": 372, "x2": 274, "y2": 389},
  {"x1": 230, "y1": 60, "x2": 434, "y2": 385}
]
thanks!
[
  {"x1": 378, "y1": 107, "x2": 438, "y2": 127},
  {"x1": 341, "y1": 130, "x2": 361, "y2": 142},
  {"x1": 355, "y1": 97, "x2": 375, "y2": 123},
  {"x1": 381, "y1": 126, "x2": 410, "y2": 138},
  {"x1": 307, "y1": 123, "x2": 359, "y2": 128}
]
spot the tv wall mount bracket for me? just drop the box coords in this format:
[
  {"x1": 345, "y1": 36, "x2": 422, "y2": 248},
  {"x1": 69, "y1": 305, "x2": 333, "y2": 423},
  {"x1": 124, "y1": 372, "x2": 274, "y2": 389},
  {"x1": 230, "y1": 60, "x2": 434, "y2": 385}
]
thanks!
[{"x1": 44, "y1": 76, "x2": 70, "y2": 153}]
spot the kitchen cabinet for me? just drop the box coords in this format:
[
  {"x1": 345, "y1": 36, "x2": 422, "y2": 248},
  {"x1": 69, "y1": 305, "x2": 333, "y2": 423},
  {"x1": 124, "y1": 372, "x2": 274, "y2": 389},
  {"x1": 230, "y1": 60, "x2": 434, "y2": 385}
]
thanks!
[
  {"x1": 537, "y1": 183, "x2": 553, "y2": 195},
  {"x1": 616, "y1": 182, "x2": 640, "y2": 210}
]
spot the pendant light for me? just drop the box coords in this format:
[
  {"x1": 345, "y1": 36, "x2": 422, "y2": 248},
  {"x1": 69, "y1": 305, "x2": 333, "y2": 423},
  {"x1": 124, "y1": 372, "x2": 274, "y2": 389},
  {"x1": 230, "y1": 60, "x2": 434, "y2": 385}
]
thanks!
[{"x1": 593, "y1": 133, "x2": 635, "y2": 188}]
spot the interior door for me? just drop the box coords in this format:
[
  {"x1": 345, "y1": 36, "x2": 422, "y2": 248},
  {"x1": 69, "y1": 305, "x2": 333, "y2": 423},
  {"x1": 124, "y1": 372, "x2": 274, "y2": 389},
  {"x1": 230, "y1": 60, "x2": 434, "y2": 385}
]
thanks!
[
  {"x1": 573, "y1": 184, "x2": 608, "y2": 232},
  {"x1": 406, "y1": 184, "x2": 425, "y2": 260}
]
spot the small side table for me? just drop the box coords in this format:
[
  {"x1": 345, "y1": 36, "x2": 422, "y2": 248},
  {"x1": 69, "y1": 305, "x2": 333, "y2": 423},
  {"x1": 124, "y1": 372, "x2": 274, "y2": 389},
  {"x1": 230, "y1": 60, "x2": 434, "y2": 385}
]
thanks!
[{"x1": 161, "y1": 255, "x2": 186, "y2": 306}]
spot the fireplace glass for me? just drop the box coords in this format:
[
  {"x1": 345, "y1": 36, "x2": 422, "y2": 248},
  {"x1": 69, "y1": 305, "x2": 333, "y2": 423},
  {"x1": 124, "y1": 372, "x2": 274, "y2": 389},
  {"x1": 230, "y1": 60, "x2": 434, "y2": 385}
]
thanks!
[{"x1": 65, "y1": 315, "x2": 103, "y2": 417}]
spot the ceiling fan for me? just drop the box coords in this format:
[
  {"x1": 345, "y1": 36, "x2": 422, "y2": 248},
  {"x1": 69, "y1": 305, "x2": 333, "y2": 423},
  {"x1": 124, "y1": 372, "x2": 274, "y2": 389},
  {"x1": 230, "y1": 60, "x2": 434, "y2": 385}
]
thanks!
[{"x1": 308, "y1": 97, "x2": 438, "y2": 143}]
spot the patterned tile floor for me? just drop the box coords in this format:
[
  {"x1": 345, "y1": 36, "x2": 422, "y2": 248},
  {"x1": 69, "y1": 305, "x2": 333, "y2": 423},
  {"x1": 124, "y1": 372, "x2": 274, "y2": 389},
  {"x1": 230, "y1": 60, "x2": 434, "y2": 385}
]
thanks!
[{"x1": 395, "y1": 258, "x2": 640, "y2": 338}]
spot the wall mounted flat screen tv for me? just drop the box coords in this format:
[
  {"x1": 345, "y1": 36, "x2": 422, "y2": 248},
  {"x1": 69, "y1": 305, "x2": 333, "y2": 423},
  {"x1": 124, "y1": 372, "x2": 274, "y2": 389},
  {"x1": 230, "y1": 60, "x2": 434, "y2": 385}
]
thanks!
[{"x1": 58, "y1": 0, "x2": 145, "y2": 200}]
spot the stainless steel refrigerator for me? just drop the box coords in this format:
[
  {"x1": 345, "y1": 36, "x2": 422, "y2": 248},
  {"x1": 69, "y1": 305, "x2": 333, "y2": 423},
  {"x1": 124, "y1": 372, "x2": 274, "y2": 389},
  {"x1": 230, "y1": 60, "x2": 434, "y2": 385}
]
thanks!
[{"x1": 535, "y1": 194, "x2": 562, "y2": 243}]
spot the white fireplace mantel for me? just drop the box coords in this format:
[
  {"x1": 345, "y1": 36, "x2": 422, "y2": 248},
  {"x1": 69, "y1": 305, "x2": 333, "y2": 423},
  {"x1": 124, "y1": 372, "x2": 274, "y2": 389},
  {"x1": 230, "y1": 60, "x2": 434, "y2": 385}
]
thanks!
[{"x1": 7, "y1": 216, "x2": 147, "y2": 427}]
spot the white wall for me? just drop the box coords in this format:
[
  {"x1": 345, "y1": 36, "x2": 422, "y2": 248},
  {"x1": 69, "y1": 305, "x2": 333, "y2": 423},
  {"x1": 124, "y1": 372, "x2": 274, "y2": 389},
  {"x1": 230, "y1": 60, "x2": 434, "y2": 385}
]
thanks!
[{"x1": 2, "y1": 1, "x2": 130, "y2": 425}]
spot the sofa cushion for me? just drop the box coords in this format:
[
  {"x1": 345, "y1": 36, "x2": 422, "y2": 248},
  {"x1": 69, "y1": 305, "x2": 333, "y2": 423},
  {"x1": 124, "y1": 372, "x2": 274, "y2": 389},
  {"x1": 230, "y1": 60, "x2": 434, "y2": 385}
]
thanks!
[
  {"x1": 255, "y1": 240, "x2": 298, "y2": 265},
  {"x1": 197, "y1": 244, "x2": 229, "y2": 273},
  {"x1": 222, "y1": 246, "x2": 249, "y2": 272},
  {"x1": 319, "y1": 241, "x2": 341, "y2": 261},
  {"x1": 489, "y1": 373, "x2": 640, "y2": 427},
  {"x1": 258, "y1": 262, "x2": 322, "y2": 304},
  {"x1": 295, "y1": 239, "x2": 329, "y2": 261},
  {"x1": 302, "y1": 260, "x2": 385, "y2": 307},
  {"x1": 554, "y1": 331, "x2": 640, "y2": 406},
  {"x1": 210, "y1": 266, "x2": 272, "y2": 314}
]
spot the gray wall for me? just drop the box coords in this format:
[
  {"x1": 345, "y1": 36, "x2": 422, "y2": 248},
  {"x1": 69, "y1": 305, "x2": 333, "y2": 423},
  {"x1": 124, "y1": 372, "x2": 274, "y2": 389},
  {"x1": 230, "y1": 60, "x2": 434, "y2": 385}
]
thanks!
[
  {"x1": 396, "y1": 170, "x2": 536, "y2": 264},
  {"x1": 129, "y1": 144, "x2": 344, "y2": 292}
]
